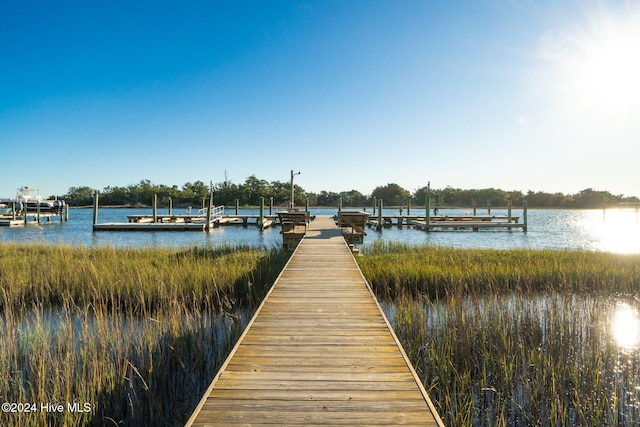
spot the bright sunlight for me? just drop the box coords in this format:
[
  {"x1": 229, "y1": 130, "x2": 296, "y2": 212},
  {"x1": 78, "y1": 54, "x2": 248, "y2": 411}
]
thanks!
[
  {"x1": 540, "y1": 5, "x2": 640, "y2": 123},
  {"x1": 612, "y1": 303, "x2": 640, "y2": 350},
  {"x1": 568, "y1": 18, "x2": 640, "y2": 116}
]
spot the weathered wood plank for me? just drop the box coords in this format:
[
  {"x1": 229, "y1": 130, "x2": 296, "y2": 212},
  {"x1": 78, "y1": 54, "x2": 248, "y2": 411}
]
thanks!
[{"x1": 185, "y1": 216, "x2": 443, "y2": 426}]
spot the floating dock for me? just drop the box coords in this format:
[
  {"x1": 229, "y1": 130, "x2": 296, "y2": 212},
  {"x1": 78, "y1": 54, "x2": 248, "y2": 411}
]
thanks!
[
  {"x1": 185, "y1": 216, "x2": 443, "y2": 426},
  {"x1": 367, "y1": 199, "x2": 528, "y2": 232},
  {"x1": 0, "y1": 211, "x2": 68, "y2": 227},
  {"x1": 92, "y1": 191, "x2": 282, "y2": 232}
]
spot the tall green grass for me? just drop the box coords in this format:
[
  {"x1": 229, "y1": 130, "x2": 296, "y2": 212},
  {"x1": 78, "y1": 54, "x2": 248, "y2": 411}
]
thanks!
[
  {"x1": 359, "y1": 241, "x2": 640, "y2": 298},
  {"x1": 0, "y1": 243, "x2": 289, "y2": 426},
  {"x1": 359, "y1": 242, "x2": 640, "y2": 426},
  {"x1": 0, "y1": 243, "x2": 288, "y2": 313}
]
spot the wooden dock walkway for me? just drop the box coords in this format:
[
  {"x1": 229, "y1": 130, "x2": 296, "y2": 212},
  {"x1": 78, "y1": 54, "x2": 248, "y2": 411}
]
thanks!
[{"x1": 186, "y1": 215, "x2": 443, "y2": 426}]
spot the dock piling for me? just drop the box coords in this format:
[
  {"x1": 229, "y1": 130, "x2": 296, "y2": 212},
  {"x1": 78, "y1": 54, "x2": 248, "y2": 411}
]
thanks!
[
  {"x1": 93, "y1": 192, "x2": 99, "y2": 226},
  {"x1": 259, "y1": 197, "x2": 264, "y2": 228},
  {"x1": 425, "y1": 196, "x2": 431, "y2": 231},
  {"x1": 153, "y1": 194, "x2": 157, "y2": 223}
]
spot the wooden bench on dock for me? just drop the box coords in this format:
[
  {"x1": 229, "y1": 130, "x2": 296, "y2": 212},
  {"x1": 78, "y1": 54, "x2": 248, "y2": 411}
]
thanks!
[
  {"x1": 277, "y1": 210, "x2": 310, "y2": 249},
  {"x1": 338, "y1": 211, "x2": 370, "y2": 244}
]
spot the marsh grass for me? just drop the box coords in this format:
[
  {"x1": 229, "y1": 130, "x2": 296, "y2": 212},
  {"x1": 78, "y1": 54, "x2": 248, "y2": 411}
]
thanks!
[
  {"x1": 359, "y1": 242, "x2": 640, "y2": 426},
  {"x1": 359, "y1": 241, "x2": 640, "y2": 299},
  {"x1": 0, "y1": 243, "x2": 289, "y2": 426}
]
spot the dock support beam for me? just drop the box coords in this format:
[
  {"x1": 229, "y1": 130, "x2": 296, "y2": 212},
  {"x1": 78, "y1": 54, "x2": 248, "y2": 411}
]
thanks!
[
  {"x1": 259, "y1": 197, "x2": 265, "y2": 228},
  {"x1": 523, "y1": 200, "x2": 528, "y2": 232},
  {"x1": 93, "y1": 192, "x2": 99, "y2": 226},
  {"x1": 425, "y1": 195, "x2": 430, "y2": 232},
  {"x1": 508, "y1": 200, "x2": 512, "y2": 223},
  {"x1": 377, "y1": 199, "x2": 383, "y2": 230},
  {"x1": 205, "y1": 183, "x2": 214, "y2": 232},
  {"x1": 153, "y1": 194, "x2": 157, "y2": 223},
  {"x1": 235, "y1": 199, "x2": 239, "y2": 215}
]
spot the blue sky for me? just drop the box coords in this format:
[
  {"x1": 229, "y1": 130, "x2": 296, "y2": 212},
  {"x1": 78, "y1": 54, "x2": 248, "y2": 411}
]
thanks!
[{"x1": 2, "y1": 0, "x2": 639, "y2": 199}]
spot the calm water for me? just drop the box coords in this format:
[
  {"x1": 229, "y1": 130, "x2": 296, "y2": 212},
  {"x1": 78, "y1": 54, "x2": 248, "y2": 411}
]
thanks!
[{"x1": 1, "y1": 207, "x2": 639, "y2": 253}]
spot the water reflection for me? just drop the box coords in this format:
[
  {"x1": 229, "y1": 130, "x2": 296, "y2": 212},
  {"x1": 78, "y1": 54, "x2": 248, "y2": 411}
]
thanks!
[
  {"x1": 612, "y1": 302, "x2": 640, "y2": 349},
  {"x1": 578, "y1": 208, "x2": 640, "y2": 254},
  {"x1": 3, "y1": 207, "x2": 640, "y2": 253}
]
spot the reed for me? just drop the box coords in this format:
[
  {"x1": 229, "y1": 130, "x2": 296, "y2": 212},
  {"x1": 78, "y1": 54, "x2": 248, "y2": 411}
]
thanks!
[
  {"x1": 0, "y1": 243, "x2": 289, "y2": 313},
  {"x1": 359, "y1": 241, "x2": 640, "y2": 299},
  {"x1": 0, "y1": 243, "x2": 289, "y2": 426},
  {"x1": 360, "y1": 242, "x2": 640, "y2": 426}
]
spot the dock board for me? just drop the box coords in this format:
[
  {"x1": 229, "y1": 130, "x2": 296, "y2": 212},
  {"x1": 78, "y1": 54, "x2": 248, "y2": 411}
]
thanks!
[{"x1": 186, "y1": 216, "x2": 443, "y2": 426}]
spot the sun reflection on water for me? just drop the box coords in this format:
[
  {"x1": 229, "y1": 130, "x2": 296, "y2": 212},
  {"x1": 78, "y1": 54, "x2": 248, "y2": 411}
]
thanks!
[
  {"x1": 612, "y1": 303, "x2": 640, "y2": 349},
  {"x1": 577, "y1": 209, "x2": 640, "y2": 254}
]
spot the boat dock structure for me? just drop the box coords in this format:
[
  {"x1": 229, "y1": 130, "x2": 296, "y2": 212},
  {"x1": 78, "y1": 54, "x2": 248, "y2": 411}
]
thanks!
[
  {"x1": 0, "y1": 187, "x2": 69, "y2": 227},
  {"x1": 92, "y1": 192, "x2": 281, "y2": 231},
  {"x1": 367, "y1": 199, "x2": 528, "y2": 232},
  {"x1": 186, "y1": 215, "x2": 444, "y2": 426}
]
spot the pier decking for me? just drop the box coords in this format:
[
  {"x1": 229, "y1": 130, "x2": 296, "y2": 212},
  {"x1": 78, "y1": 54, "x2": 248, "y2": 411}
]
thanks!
[{"x1": 186, "y1": 216, "x2": 443, "y2": 426}]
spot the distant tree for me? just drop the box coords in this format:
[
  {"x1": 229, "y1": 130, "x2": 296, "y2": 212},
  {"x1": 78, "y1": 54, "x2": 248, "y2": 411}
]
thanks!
[
  {"x1": 339, "y1": 190, "x2": 368, "y2": 207},
  {"x1": 573, "y1": 188, "x2": 618, "y2": 208},
  {"x1": 101, "y1": 186, "x2": 130, "y2": 206},
  {"x1": 316, "y1": 191, "x2": 340, "y2": 206},
  {"x1": 59, "y1": 177, "x2": 640, "y2": 210},
  {"x1": 181, "y1": 181, "x2": 210, "y2": 207},
  {"x1": 240, "y1": 175, "x2": 270, "y2": 206},
  {"x1": 64, "y1": 186, "x2": 95, "y2": 206},
  {"x1": 269, "y1": 180, "x2": 290, "y2": 205},
  {"x1": 215, "y1": 176, "x2": 239, "y2": 206},
  {"x1": 371, "y1": 183, "x2": 410, "y2": 206}
]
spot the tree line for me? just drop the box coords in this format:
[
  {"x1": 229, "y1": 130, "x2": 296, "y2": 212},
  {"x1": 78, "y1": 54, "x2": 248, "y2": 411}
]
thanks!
[{"x1": 59, "y1": 177, "x2": 639, "y2": 209}]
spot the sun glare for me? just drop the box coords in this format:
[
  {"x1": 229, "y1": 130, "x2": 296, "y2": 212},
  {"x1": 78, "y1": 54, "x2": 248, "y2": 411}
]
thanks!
[
  {"x1": 570, "y1": 22, "x2": 640, "y2": 115},
  {"x1": 612, "y1": 303, "x2": 640, "y2": 350},
  {"x1": 540, "y1": 6, "x2": 640, "y2": 122}
]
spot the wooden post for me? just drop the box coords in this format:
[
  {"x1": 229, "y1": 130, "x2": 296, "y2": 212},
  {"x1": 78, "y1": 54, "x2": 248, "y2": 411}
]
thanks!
[
  {"x1": 93, "y1": 191, "x2": 99, "y2": 226},
  {"x1": 523, "y1": 200, "x2": 528, "y2": 232},
  {"x1": 372, "y1": 197, "x2": 376, "y2": 215},
  {"x1": 65, "y1": 203, "x2": 69, "y2": 222},
  {"x1": 235, "y1": 199, "x2": 239, "y2": 215},
  {"x1": 407, "y1": 199, "x2": 411, "y2": 215},
  {"x1": 269, "y1": 197, "x2": 273, "y2": 215},
  {"x1": 377, "y1": 199, "x2": 383, "y2": 229},
  {"x1": 339, "y1": 197, "x2": 343, "y2": 212},
  {"x1": 507, "y1": 200, "x2": 512, "y2": 223},
  {"x1": 305, "y1": 198, "x2": 309, "y2": 212},
  {"x1": 205, "y1": 184, "x2": 214, "y2": 232},
  {"x1": 472, "y1": 199, "x2": 477, "y2": 216},
  {"x1": 12, "y1": 202, "x2": 16, "y2": 220},
  {"x1": 36, "y1": 200, "x2": 40, "y2": 223},
  {"x1": 425, "y1": 196, "x2": 430, "y2": 231},
  {"x1": 153, "y1": 194, "x2": 157, "y2": 223},
  {"x1": 169, "y1": 197, "x2": 173, "y2": 216},
  {"x1": 259, "y1": 197, "x2": 265, "y2": 228},
  {"x1": 487, "y1": 199, "x2": 491, "y2": 215}
]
